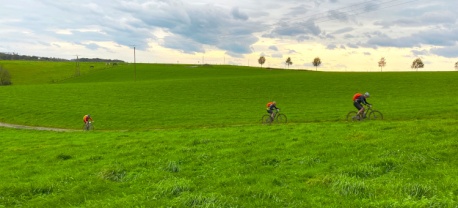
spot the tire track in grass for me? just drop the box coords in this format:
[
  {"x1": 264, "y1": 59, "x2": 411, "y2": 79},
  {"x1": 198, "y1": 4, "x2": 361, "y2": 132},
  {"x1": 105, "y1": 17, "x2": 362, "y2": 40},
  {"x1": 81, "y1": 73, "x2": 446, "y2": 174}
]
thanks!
[
  {"x1": 1, "y1": 119, "x2": 360, "y2": 132},
  {"x1": 0, "y1": 121, "x2": 276, "y2": 132},
  {"x1": 0, "y1": 122, "x2": 78, "y2": 132}
]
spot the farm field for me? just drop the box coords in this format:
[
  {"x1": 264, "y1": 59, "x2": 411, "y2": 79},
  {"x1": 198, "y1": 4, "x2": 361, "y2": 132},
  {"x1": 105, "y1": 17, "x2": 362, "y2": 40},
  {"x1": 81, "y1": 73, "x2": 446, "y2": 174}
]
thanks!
[
  {"x1": 1, "y1": 61, "x2": 457, "y2": 130},
  {"x1": 1, "y1": 61, "x2": 458, "y2": 207}
]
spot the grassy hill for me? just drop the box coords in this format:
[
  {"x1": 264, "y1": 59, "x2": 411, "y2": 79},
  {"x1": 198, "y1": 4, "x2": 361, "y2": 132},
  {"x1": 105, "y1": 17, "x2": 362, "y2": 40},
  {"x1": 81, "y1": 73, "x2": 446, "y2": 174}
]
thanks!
[
  {"x1": 0, "y1": 60, "x2": 116, "y2": 85},
  {"x1": 1, "y1": 62, "x2": 457, "y2": 129},
  {"x1": 0, "y1": 61, "x2": 457, "y2": 207}
]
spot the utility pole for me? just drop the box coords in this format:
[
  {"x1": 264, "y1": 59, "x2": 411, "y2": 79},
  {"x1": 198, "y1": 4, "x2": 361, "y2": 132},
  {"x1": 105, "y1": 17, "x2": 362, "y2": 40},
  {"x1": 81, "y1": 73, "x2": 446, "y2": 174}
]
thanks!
[
  {"x1": 75, "y1": 55, "x2": 80, "y2": 76},
  {"x1": 134, "y1": 46, "x2": 136, "y2": 81},
  {"x1": 130, "y1": 45, "x2": 136, "y2": 81}
]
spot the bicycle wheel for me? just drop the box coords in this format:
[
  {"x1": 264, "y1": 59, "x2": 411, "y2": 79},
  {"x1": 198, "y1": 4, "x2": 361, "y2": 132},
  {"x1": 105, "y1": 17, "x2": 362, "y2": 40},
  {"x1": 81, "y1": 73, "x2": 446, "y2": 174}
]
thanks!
[
  {"x1": 83, "y1": 123, "x2": 94, "y2": 131},
  {"x1": 346, "y1": 111, "x2": 360, "y2": 121},
  {"x1": 368, "y1": 110, "x2": 383, "y2": 120},
  {"x1": 276, "y1": 114, "x2": 287, "y2": 123},
  {"x1": 262, "y1": 115, "x2": 272, "y2": 124}
]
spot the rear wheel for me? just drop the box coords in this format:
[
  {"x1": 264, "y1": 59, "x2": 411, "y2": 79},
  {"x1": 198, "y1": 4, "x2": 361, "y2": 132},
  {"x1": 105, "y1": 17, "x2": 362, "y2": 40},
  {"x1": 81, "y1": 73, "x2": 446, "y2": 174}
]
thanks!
[
  {"x1": 83, "y1": 123, "x2": 94, "y2": 131},
  {"x1": 346, "y1": 111, "x2": 360, "y2": 121},
  {"x1": 368, "y1": 110, "x2": 383, "y2": 120},
  {"x1": 262, "y1": 115, "x2": 272, "y2": 124},
  {"x1": 276, "y1": 114, "x2": 287, "y2": 123}
]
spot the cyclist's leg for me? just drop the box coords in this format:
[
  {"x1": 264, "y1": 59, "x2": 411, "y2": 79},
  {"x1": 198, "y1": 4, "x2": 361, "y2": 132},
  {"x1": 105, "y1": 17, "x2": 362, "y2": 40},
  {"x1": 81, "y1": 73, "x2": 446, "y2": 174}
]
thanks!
[
  {"x1": 354, "y1": 102, "x2": 364, "y2": 119},
  {"x1": 268, "y1": 110, "x2": 274, "y2": 121},
  {"x1": 362, "y1": 106, "x2": 367, "y2": 118}
]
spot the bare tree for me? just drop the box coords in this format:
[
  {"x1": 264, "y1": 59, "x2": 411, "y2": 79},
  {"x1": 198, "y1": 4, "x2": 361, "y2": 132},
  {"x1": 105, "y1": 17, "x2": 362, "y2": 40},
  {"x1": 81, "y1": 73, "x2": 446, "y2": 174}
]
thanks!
[
  {"x1": 455, "y1": 61, "x2": 458, "y2": 70},
  {"x1": 285, "y1": 57, "x2": 293, "y2": 68},
  {"x1": 378, "y1": 57, "x2": 386, "y2": 72},
  {"x1": 313, "y1": 57, "x2": 321, "y2": 71},
  {"x1": 258, "y1": 56, "x2": 266, "y2": 68},
  {"x1": 411, "y1": 58, "x2": 424, "y2": 71}
]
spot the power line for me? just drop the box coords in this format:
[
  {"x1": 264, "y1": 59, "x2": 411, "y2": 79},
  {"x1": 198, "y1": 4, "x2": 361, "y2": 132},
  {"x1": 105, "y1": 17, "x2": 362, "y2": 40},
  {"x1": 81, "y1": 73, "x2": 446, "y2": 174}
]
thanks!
[
  {"x1": 285, "y1": 0, "x2": 396, "y2": 23},
  {"x1": 315, "y1": 0, "x2": 425, "y2": 24},
  {"x1": 218, "y1": 0, "x2": 425, "y2": 38}
]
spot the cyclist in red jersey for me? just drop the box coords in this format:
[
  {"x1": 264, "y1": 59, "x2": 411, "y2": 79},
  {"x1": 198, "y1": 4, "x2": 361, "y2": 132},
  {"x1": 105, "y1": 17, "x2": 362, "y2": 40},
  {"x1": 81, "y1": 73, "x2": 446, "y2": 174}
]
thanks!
[
  {"x1": 83, "y1": 114, "x2": 93, "y2": 129},
  {"x1": 353, "y1": 92, "x2": 371, "y2": 118},
  {"x1": 266, "y1": 101, "x2": 280, "y2": 121}
]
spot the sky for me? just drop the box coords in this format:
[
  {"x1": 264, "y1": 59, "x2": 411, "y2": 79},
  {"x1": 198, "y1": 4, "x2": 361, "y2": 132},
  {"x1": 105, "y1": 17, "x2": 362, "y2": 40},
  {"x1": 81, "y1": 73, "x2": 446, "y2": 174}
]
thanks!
[{"x1": 1, "y1": 0, "x2": 457, "y2": 71}]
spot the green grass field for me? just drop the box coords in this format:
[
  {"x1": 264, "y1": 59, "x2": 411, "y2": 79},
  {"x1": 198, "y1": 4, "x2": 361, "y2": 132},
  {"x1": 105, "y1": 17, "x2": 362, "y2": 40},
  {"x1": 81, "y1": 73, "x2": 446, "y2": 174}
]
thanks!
[{"x1": 1, "y1": 61, "x2": 458, "y2": 207}]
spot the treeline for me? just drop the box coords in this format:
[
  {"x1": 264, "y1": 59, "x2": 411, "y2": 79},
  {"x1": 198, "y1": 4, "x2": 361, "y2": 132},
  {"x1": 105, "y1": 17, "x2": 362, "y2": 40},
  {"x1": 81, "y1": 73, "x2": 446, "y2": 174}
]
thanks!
[
  {"x1": 0, "y1": 52, "x2": 67, "y2": 61},
  {"x1": 0, "y1": 52, "x2": 124, "y2": 63},
  {"x1": 71, "y1": 57, "x2": 125, "y2": 63}
]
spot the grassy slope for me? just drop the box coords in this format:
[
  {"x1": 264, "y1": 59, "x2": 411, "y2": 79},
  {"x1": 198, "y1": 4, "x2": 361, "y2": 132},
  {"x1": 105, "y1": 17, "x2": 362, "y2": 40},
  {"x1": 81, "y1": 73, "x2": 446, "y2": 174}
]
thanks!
[
  {"x1": 1, "y1": 119, "x2": 457, "y2": 207},
  {"x1": 0, "y1": 60, "x2": 114, "y2": 85},
  {"x1": 1, "y1": 63, "x2": 457, "y2": 129},
  {"x1": 1, "y1": 62, "x2": 458, "y2": 206}
]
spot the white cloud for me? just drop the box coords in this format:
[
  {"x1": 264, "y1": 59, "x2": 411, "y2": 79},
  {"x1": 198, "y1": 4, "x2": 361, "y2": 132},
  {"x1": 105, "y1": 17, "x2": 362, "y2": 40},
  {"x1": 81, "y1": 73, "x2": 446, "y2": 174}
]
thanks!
[{"x1": 1, "y1": 0, "x2": 457, "y2": 70}]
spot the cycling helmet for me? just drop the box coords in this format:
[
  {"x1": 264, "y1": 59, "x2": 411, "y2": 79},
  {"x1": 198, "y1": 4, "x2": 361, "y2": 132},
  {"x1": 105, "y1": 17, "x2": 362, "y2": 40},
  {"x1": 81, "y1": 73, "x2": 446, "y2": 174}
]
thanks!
[{"x1": 364, "y1": 92, "x2": 370, "y2": 97}]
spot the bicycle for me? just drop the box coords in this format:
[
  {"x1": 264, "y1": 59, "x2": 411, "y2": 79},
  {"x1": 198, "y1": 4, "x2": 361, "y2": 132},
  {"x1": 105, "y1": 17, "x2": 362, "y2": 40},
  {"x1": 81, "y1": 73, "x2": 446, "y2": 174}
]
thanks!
[
  {"x1": 83, "y1": 121, "x2": 94, "y2": 131},
  {"x1": 346, "y1": 105, "x2": 383, "y2": 121},
  {"x1": 262, "y1": 110, "x2": 287, "y2": 124}
]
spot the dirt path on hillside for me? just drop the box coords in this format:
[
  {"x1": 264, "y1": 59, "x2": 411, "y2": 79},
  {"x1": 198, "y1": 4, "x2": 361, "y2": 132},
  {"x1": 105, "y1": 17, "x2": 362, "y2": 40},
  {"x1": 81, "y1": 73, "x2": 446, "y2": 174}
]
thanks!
[{"x1": 0, "y1": 122, "x2": 77, "y2": 132}]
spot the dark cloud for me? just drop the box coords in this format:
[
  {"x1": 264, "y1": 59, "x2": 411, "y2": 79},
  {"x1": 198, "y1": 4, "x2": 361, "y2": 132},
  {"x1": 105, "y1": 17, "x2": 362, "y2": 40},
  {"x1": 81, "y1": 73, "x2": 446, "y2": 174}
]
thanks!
[
  {"x1": 363, "y1": 2, "x2": 379, "y2": 12},
  {"x1": 412, "y1": 49, "x2": 430, "y2": 57},
  {"x1": 368, "y1": 28, "x2": 458, "y2": 48},
  {"x1": 162, "y1": 35, "x2": 205, "y2": 54},
  {"x1": 231, "y1": 7, "x2": 249, "y2": 20},
  {"x1": 327, "y1": 44, "x2": 337, "y2": 50},
  {"x1": 2, "y1": 0, "x2": 264, "y2": 56},
  {"x1": 332, "y1": 27, "x2": 354, "y2": 35},
  {"x1": 297, "y1": 35, "x2": 313, "y2": 42},
  {"x1": 324, "y1": 34, "x2": 335, "y2": 39},
  {"x1": 1, "y1": 0, "x2": 458, "y2": 61},
  {"x1": 374, "y1": 10, "x2": 456, "y2": 28},
  {"x1": 327, "y1": 10, "x2": 349, "y2": 22},
  {"x1": 431, "y1": 46, "x2": 458, "y2": 58},
  {"x1": 217, "y1": 35, "x2": 257, "y2": 54},
  {"x1": 347, "y1": 43, "x2": 358, "y2": 48},
  {"x1": 287, "y1": 4, "x2": 315, "y2": 17},
  {"x1": 269, "y1": 46, "x2": 279, "y2": 51},
  {"x1": 84, "y1": 43, "x2": 101, "y2": 50},
  {"x1": 344, "y1": 34, "x2": 355, "y2": 39},
  {"x1": 265, "y1": 19, "x2": 322, "y2": 40},
  {"x1": 368, "y1": 36, "x2": 420, "y2": 48},
  {"x1": 123, "y1": 1, "x2": 263, "y2": 55}
]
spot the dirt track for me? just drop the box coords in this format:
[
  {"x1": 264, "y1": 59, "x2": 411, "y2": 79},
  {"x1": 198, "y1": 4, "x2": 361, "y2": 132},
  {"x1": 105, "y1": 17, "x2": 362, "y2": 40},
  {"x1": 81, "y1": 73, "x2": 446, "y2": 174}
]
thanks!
[{"x1": 0, "y1": 122, "x2": 77, "y2": 132}]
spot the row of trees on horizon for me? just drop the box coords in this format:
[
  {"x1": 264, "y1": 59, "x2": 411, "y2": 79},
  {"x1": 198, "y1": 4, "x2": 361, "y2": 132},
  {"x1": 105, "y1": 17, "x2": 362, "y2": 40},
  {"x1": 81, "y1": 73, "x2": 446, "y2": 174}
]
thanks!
[
  {"x1": 0, "y1": 52, "x2": 124, "y2": 63},
  {"x1": 258, "y1": 56, "x2": 458, "y2": 71}
]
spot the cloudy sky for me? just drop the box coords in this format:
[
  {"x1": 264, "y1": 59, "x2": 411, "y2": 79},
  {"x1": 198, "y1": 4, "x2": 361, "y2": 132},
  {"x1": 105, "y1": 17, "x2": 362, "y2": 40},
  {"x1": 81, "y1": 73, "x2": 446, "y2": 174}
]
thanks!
[{"x1": 1, "y1": 0, "x2": 457, "y2": 71}]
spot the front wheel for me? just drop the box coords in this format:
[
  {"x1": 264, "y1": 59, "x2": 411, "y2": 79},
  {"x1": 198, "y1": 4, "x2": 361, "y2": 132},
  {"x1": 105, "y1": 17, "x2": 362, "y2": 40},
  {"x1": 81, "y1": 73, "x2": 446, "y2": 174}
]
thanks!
[
  {"x1": 276, "y1": 114, "x2": 287, "y2": 123},
  {"x1": 83, "y1": 123, "x2": 94, "y2": 131},
  {"x1": 368, "y1": 110, "x2": 383, "y2": 120},
  {"x1": 346, "y1": 111, "x2": 360, "y2": 122}
]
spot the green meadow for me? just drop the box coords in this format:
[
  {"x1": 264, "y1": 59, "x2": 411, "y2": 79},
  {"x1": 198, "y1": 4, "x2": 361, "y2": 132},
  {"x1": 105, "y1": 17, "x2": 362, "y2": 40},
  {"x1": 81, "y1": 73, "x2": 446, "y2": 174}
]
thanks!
[{"x1": 1, "y1": 60, "x2": 458, "y2": 207}]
